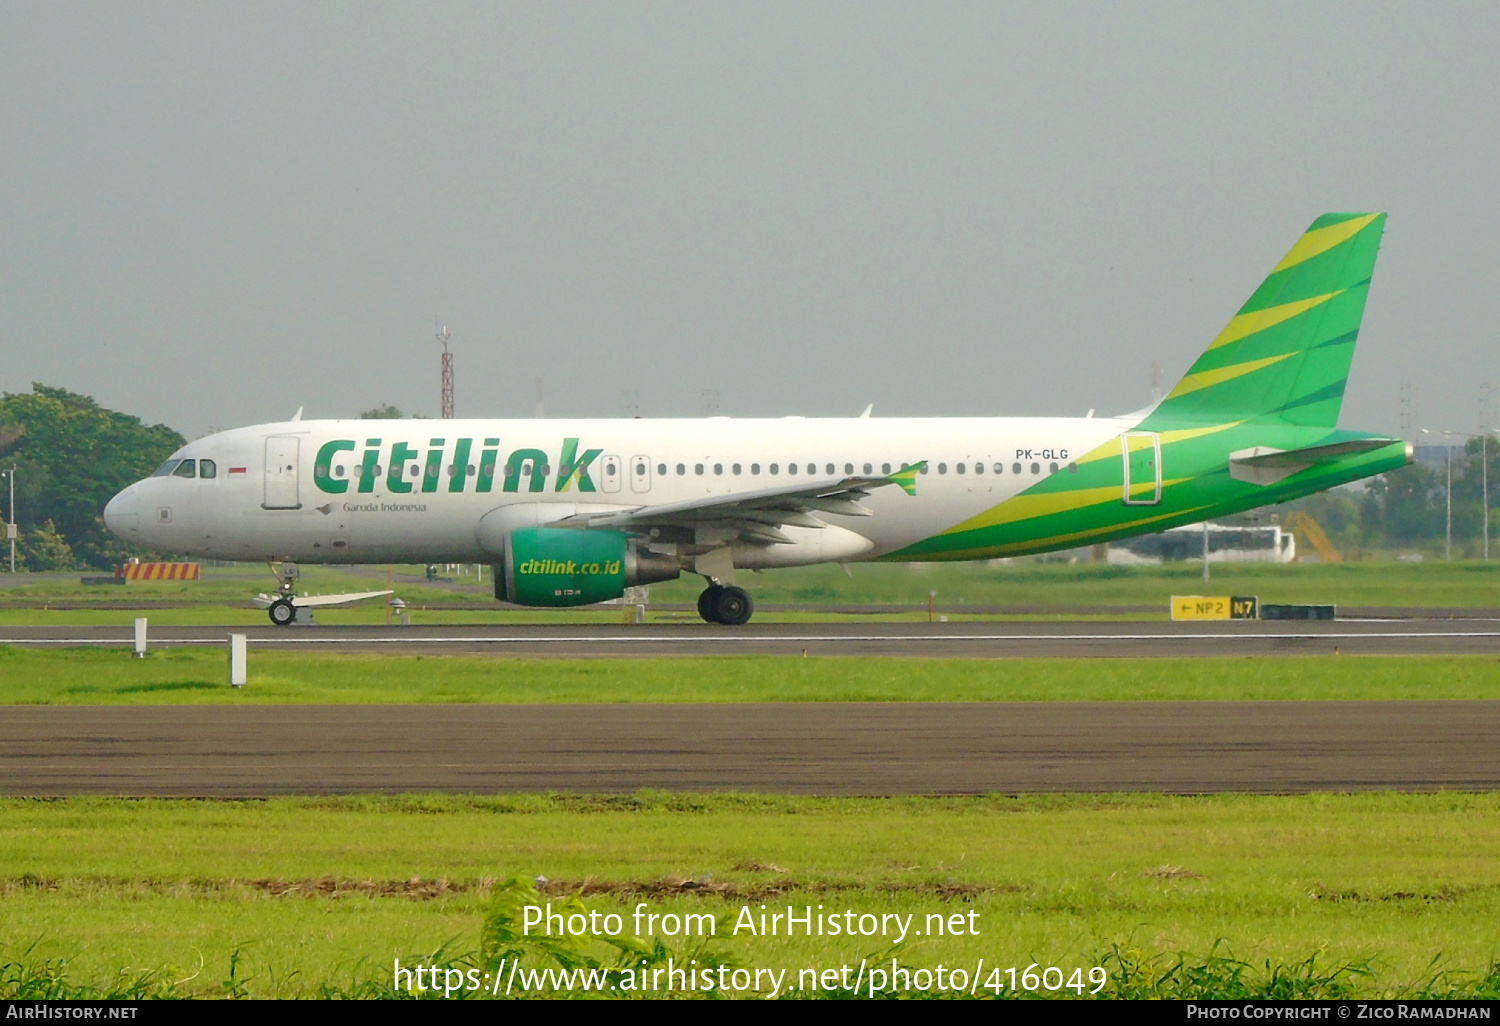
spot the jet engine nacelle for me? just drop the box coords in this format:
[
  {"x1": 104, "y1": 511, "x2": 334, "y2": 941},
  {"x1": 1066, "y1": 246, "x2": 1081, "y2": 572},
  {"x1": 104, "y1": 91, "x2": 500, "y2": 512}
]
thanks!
[{"x1": 495, "y1": 526, "x2": 679, "y2": 607}]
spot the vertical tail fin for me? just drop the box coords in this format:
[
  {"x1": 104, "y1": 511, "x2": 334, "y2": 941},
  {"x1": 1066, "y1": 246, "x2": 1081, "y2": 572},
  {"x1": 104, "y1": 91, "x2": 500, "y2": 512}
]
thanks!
[{"x1": 1144, "y1": 213, "x2": 1386, "y2": 429}]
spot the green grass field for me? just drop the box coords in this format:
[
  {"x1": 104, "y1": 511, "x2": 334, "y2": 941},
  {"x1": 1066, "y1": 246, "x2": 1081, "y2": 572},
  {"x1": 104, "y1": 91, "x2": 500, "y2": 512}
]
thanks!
[
  {"x1": 5, "y1": 559, "x2": 1499, "y2": 998},
  {"x1": 3, "y1": 647, "x2": 1500, "y2": 704},
  {"x1": 4, "y1": 793, "x2": 1499, "y2": 999}
]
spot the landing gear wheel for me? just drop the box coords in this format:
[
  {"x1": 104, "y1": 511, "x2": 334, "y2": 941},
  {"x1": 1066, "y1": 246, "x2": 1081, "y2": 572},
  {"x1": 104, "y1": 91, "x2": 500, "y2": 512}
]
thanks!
[
  {"x1": 697, "y1": 585, "x2": 725, "y2": 624},
  {"x1": 712, "y1": 585, "x2": 754, "y2": 626},
  {"x1": 268, "y1": 598, "x2": 297, "y2": 627}
]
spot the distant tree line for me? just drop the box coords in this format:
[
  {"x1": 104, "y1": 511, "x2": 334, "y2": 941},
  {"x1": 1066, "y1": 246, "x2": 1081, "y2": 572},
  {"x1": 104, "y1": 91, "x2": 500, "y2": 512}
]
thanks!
[
  {"x1": 1275, "y1": 440, "x2": 1498, "y2": 559},
  {"x1": 0, "y1": 387, "x2": 419, "y2": 571},
  {"x1": 0, "y1": 384, "x2": 186, "y2": 570}
]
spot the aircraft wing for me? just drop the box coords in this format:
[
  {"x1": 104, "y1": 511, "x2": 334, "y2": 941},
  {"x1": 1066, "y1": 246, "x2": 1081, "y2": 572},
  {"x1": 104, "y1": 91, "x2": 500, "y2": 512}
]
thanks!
[{"x1": 552, "y1": 462, "x2": 925, "y2": 544}]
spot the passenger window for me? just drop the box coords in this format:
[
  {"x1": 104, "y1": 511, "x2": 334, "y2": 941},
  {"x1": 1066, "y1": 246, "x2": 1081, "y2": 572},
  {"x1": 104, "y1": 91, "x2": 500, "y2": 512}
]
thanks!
[
  {"x1": 882, "y1": 463, "x2": 891, "y2": 474},
  {"x1": 956, "y1": 463, "x2": 966, "y2": 475},
  {"x1": 635, "y1": 462, "x2": 646, "y2": 476},
  {"x1": 845, "y1": 463, "x2": 854, "y2": 475},
  {"x1": 152, "y1": 460, "x2": 181, "y2": 477},
  {"x1": 1068, "y1": 462, "x2": 1078, "y2": 474},
  {"x1": 1031, "y1": 462, "x2": 1041, "y2": 475},
  {"x1": 751, "y1": 463, "x2": 761, "y2": 475},
  {"x1": 468, "y1": 465, "x2": 477, "y2": 476},
  {"x1": 173, "y1": 460, "x2": 196, "y2": 478},
  {"x1": 770, "y1": 464, "x2": 779, "y2": 475},
  {"x1": 333, "y1": 464, "x2": 346, "y2": 478},
  {"x1": 995, "y1": 463, "x2": 1003, "y2": 474},
  {"x1": 807, "y1": 464, "x2": 815, "y2": 475},
  {"x1": 1049, "y1": 462, "x2": 1059, "y2": 474},
  {"x1": 938, "y1": 463, "x2": 947, "y2": 475},
  {"x1": 863, "y1": 463, "x2": 872, "y2": 474},
  {"x1": 676, "y1": 464, "x2": 686, "y2": 476},
  {"x1": 788, "y1": 463, "x2": 797, "y2": 475},
  {"x1": 713, "y1": 463, "x2": 723, "y2": 475},
  {"x1": 657, "y1": 464, "x2": 666, "y2": 476},
  {"x1": 973, "y1": 462, "x2": 983, "y2": 475},
  {"x1": 732, "y1": 463, "x2": 741, "y2": 475},
  {"x1": 409, "y1": 464, "x2": 420, "y2": 477},
  {"x1": 920, "y1": 464, "x2": 929, "y2": 474},
  {"x1": 695, "y1": 464, "x2": 704, "y2": 476},
  {"x1": 199, "y1": 459, "x2": 217, "y2": 479},
  {"x1": 606, "y1": 463, "x2": 618, "y2": 477}
]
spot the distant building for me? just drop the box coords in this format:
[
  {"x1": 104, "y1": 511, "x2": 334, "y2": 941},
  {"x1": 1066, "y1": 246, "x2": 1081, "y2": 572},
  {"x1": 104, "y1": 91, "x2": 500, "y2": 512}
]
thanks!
[
  {"x1": 1412, "y1": 444, "x2": 1464, "y2": 471},
  {"x1": 1109, "y1": 523, "x2": 1295, "y2": 565}
]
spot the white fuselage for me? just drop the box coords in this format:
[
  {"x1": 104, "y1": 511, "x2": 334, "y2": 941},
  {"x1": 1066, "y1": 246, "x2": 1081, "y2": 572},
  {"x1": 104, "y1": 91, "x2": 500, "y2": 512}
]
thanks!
[{"x1": 103, "y1": 415, "x2": 1136, "y2": 565}]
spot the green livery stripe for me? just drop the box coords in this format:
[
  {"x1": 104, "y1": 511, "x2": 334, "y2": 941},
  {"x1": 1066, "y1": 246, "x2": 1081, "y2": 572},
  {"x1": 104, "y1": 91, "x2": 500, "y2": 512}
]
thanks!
[
  {"x1": 1205, "y1": 291, "x2": 1342, "y2": 351},
  {"x1": 910, "y1": 504, "x2": 1216, "y2": 562},
  {"x1": 1271, "y1": 213, "x2": 1379, "y2": 273},
  {"x1": 1165, "y1": 352, "x2": 1297, "y2": 400}
]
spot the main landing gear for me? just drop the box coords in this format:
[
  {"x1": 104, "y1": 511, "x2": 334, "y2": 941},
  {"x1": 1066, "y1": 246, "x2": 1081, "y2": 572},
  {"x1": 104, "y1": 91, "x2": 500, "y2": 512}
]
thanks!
[{"x1": 697, "y1": 583, "x2": 754, "y2": 625}]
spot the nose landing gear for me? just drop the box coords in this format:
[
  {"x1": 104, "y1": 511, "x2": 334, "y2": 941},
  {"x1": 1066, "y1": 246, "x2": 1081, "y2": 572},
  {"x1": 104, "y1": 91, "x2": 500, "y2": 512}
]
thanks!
[
  {"x1": 267, "y1": 561, "x2": 300, "y2": 627},
  {"x1": 696, "y1": 583, "x2": 754, "y2": 625}
]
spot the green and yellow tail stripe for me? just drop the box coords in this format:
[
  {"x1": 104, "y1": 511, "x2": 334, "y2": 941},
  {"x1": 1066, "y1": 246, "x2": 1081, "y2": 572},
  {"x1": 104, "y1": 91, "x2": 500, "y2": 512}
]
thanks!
[
  {"x1": 1142, "y1": 212, "x2": 1385, "y2": 430},
  {"x1": 887, "y1": 213, "x2": 1403, "y2": 562}
]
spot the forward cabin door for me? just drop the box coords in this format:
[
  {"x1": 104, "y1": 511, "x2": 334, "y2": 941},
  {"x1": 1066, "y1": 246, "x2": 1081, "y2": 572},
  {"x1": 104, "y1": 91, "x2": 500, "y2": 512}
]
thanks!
[
  {"x1": 1120, "y1": 431, "x2": 1162, "y2": 506},
  {"x1": 263, "y1": 436, "x2": 302, "y2": 509}
]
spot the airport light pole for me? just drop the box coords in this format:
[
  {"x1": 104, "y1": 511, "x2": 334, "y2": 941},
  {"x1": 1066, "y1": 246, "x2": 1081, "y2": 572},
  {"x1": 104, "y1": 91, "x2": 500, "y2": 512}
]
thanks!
[
  {"x1": 2, "y1": 466, "x2": 14, "y2": 573},
  {"x1": 1422, "y1": 430, "x2": 1454, "y2": 561},
  {"x1": 1456, "y1": 429, "x2": 1493, "y2": 561}
]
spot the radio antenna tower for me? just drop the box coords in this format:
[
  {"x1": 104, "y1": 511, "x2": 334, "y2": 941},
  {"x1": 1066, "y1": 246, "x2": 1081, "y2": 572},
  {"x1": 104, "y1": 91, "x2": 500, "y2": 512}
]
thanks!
[
  {"x1": 434, "y1": 320, "x2": 454, "y2": 419},
  {"x1": 1400, "y1": 383, "x2": 1418, "y2": 440}
]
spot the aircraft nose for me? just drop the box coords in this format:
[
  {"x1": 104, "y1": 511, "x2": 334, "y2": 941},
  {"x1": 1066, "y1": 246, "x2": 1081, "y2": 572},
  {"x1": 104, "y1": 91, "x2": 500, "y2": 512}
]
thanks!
[{"x1": 103, "y1": 487, "x2": 140, "y2": 539}]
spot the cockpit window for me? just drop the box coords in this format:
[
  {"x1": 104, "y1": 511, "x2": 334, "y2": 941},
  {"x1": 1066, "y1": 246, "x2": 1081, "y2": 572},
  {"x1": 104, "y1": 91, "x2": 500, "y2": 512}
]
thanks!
[
  {"x1": 172, "y1": 459, "x2": 197, "y2": 479},
  {"x1": 199, "y1": 459, "x2": 217, "y2": 479},
  {"x1": 152, "y1": 460, "x2": 182, "y2": 477}
]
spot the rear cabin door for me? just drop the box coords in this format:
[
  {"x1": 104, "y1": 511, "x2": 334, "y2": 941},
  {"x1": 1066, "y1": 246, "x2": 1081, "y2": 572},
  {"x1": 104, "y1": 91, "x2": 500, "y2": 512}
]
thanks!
[
  {"x1": 1120, "y1": 431, "x2": 1162, "y2": 506},
  {"x1": 263, "y1": 436, "x2": 302, "y2": 509}
]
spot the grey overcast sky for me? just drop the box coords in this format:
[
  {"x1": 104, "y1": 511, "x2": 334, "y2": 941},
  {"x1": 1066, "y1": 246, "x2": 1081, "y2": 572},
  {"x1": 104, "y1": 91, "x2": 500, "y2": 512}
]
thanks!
[{"x1": 3, "y1": 3, "x2": 1497, "y2": 439}]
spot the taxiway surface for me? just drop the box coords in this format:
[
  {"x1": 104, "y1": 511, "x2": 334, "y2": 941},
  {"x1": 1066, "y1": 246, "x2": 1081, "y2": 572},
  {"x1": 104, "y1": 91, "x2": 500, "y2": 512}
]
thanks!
[
  {"x1": 6, "y1": 619, "x2": 1500, "y2": 657},
  {"x1": 5, "y1": 701, "x2": 1498, "y2": 796}
]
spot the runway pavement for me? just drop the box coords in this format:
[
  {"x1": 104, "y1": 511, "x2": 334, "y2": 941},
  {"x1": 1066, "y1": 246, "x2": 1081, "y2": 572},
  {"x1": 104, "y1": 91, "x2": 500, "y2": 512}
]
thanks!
[
  {"x1": 4, "y1": 701, "x2": 1498, "y2": 795},
  {"x1": 6, "y1": 619, "x2": 1500, "y2": 657}
]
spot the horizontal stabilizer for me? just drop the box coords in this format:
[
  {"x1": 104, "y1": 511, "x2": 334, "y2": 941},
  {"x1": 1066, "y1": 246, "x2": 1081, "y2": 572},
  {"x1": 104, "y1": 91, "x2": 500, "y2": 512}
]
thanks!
[{"x1": 1229, "y1": 438, "x2": 1405, "y2": 486}]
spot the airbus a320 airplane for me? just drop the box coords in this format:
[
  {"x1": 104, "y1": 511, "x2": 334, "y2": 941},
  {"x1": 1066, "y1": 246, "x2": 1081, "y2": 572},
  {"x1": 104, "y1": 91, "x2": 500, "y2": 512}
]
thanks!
[{"x1": 105, "y1": 213, "x2": 1409, "y2": 626}]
